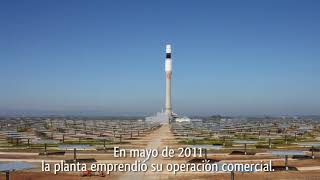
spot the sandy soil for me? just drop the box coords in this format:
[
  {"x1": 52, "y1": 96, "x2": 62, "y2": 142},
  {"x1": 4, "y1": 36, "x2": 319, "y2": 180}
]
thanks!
[
  {"x1": 2, "y1": 167, "x2": 320, "y2": 180},
  {"x1": 0, "y1": 124, "x2": 319, "y2": 180}
]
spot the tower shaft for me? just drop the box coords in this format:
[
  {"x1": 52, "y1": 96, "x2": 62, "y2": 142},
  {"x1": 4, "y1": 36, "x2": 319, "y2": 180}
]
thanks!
[
  {"x1": 165, "y1": 44, "x2": 172, "y2": 116},
  {"x1": 165, "y1": 71, "x2": 172, "y2": 114}
]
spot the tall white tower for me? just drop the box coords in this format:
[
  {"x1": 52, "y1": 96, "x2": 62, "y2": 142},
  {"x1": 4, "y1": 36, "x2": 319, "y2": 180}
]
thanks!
[{"x1": 165, "y1": 44, "x2": 172, "y2": 116}]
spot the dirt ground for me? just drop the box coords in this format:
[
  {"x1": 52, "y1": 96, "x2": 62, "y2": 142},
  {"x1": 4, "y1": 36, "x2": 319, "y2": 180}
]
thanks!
[
  {"x1": 0, "y1": 124, "x2": 319, "y2": 180},
  {"x1": 1, "y1": 170, "x2": 320, "y2": 180}
]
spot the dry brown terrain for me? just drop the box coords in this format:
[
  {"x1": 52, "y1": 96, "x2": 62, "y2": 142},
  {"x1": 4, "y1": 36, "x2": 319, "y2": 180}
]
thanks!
[{"x1": 0, "y1": 124, "x2": 319, "y2": 180}]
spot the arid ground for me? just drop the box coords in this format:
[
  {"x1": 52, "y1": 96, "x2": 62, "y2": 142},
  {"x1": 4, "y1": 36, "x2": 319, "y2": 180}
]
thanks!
[{"x1": 1, "y1": 124, "x2": 320, "y2": 180}]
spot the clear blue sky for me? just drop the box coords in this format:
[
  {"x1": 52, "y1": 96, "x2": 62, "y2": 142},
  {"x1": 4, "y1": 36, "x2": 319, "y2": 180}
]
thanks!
[{"x1": 0, "y1": 0, "x2": 319, "y2": 116}]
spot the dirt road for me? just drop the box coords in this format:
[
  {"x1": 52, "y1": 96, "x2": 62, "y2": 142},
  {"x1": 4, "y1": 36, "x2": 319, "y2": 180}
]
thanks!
[{"x1": 119, "y1": 123, "x2": 171, "y2": 180}]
